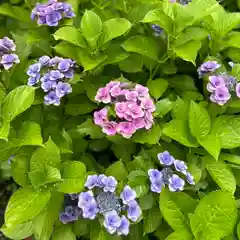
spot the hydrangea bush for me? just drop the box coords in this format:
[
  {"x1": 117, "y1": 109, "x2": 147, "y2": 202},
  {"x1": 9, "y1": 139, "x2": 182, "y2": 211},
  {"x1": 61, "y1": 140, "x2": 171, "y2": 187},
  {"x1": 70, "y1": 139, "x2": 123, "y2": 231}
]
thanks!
[{"x1": 1, "y1": 0, "x2": 240, "y2": 239}]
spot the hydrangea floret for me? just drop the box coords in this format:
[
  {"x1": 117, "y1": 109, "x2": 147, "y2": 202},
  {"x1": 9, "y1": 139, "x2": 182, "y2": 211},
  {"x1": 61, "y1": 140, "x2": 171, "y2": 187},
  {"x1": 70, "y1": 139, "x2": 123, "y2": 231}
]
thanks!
[
  {"x1": 148, "y1": 151, "x2": 195, "y2": 193},
  {"x1": 27, "y1": 56, "x2": 75, "y2": 106},
  {"x1": 0, "y1": 37, "x2": 19, "y2": 70},
  {"x1": 94, "y1": 81, "x2": 155, "y2": 138},
  {"x1": 31, "y1": 0, "x2": 75, "y2": 26}
]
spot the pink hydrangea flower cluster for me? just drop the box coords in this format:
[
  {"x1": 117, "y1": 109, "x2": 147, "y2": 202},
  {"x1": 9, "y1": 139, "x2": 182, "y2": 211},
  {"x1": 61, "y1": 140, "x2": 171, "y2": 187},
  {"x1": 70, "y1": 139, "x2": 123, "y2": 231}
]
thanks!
[{"x1": 94, "y1": 81, "x2": 155, "y2": 138}]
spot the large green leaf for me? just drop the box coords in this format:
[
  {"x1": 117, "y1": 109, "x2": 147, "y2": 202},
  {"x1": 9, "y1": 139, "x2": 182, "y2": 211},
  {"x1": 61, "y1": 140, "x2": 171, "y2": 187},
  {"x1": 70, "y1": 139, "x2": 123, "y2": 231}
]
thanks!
[
  {"x1": 5, "y1": 187, "x2": 51, "y2": 227},
  {"x1": 122, "y1": 35, "x2": 160, "y2": 60},
  {"x1": 205, "y1": 156, "x2": 236, "y2": 194},
  {"x1": 211, "y1": 115, "x2": 240, "y2": 148},
  {"x1": 3, "y1": 86, "x2": 35, "y2": 122},
  {"x1": 147, "y1": 78, "x2": 169, "y2": 100},
  {"x1": 81, "y1": 10, "x2": 102, "y2": 49},
  {"x1": 189, "y1": 101, "x2": 211, "y2": 138},
  {"x1": 52, "y1": 225, "x2": 76, "y2": 240},
  {"x1": 30, "y1": 137, "x2": 61, "y2": 172},
  {"x1": 189, "y1": 191, "x2": 237, "y2": 240},
  {"x1": 100, "y1": 18, "x2": 132, "y2": 44},
  {"x1": 11, "y1": 155, "x2": 30, "y2": 187},
  {"x1": 32, "y1": 192, "x2": 64, "y2": 240},
  {"x1": 105, "y1": 161, "x2": 128, "y2": 181},
  {"x1": 159, "y1": 189, "x2": 188, "y2": 231},
  {"x1": 143, "y1": 208, "x2": 162, "y2": 235},
  {"x1": 57, "y1": 161, "x2": 86, "y2": 193},
  {"x1": 1, "y1": 221, "x2": 33, "y2": 240},
  {"x1": 163, "y1": 119, "x2": 198, "y2": 147},
  {"x1": 54, "y1": 26, "x2": 86, "y2": 48},
  {"x1": 173, "y1": 40, "x2": 202, "y2": 65},
  {"x1": 165, "y1": 229, "x2": 193, "y2": 240}
]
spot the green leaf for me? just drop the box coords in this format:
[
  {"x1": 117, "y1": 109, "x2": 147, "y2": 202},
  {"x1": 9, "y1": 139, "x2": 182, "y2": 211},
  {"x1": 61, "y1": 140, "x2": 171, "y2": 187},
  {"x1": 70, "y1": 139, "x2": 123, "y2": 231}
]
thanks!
[
  {"x1": 189, "y1": 191, "x2": 237, "y2": 240},
  {"x1": 198, "y1": 134, "x2": 221, "y2": 160},
  {"x1": 139, "y1": 193, "x2": 155, "y2": 211},
  {"x1": 163, "y1": 119, "x2": 198, "y2": 147},
  {"x1": 155, "y1": 98, "x2": 173, "y2": 118},
  {"x1": 0, "y1": 121, "x2": 10, "y2": 141},
  {"x1": 147, "y1": 78, "x2": 169, "y2": 100},
  {"x1": 81, "y1": 10, "x2": 102, "y2": 49},
  {"x1": 58, "y1": 161, "x2": 86, "y2": 193},
  {"x1": 224, "y1": 31, "x2": 240, "y2": 49},
  {"x1": 220, "y1": 153, "x2": 240, "y2": 165},
  {"x1": 105, "y1": 161, "x2": 128, "y2": 181},
  {"x1": 122, "y1": 35, "x2": 160, "y2": 60},
  {"x1": 65, "y1": 95, "x2": 97, "y2": 116},
  {"x1": 205, "y1": 156, "x2": 236, "y2": 194},
  {"x1": 165, "y1": 229, "x2": 193, "y2": 240},
  {"x1": 159, "y1": 189, "x2": 188, "y2": 230},
  {"x1": 143, "y1": 207, "x2": 162, "y2": 235},
  {"x1": 118, "y1": 53, "x2": 143, "y2": 73},
  {"x1": 132, "y1": 124, "x2": 161, "y2": 145},
  {"x1": 171, "y1": 97, "x2": 189, "y2": 120},
  {"x1": 30, "y1": 137, "x2": 61, "y2": 172},
  {"x1": 237, "y1": 222, "x2": 240, "y2": 239},
  {"x1": 189, "y1": 101, "x2": 211, "y2": 138},
  {"x1": 52, "y1": 225, "x2": 76, "y2": 240},
  {"x1": 11, "y1": 155, "x2": 29, "y2": 187},
  {"x1": 173, "y1": 40, "x2": 202, "y2": 65},
  {"x1": 1, "y1": 221, "x2": 33, "y2": 240},
  {"x1": 100, "y1": 18, "x2": 132, "y2": 44},
  {"x1": 211, "y1": 115, "x2": 240, "y2": 148},
  {"x1": 32, "y1": 192, "x2": 64, "y2": 240},
  {"x1": 53, "y1": 26, "x2": 86, "y2": 48},
  {"x1": 142, "y1": 9, "x2": 172, "y2": 33},
  {"x1": 5, "y1": 187, "x2": 51, "y2": 227},
  {"x1": 73, "y1": 219, "x2": 90, "y2": 237},
  {"x1": 11, "y1": 121, "x2": 43, "y2": 147},
  {"x1": 77, "y1": 119, "x2": 104, "y2": 139},
  {"x1": 3, "y1": 86, "x2": 35, "y2": 121}
]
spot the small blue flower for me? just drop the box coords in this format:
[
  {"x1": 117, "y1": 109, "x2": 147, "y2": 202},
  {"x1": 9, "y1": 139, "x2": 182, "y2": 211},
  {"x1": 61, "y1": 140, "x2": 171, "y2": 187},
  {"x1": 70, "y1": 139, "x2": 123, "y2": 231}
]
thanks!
[
  {"x1": 197, "y1": 61, "x2": 220, "y2": 77},
  {"x1": 150, "y1": 181, "x2": 164, "y2": 193},
  {"x1": 174, "y1": 160, "x2": 188, "y2": 175},
  {"x1": 102, "y1": 176, "x2": 118, "y2": 193},
  {"x1": 59, "y1": 205, "x2": 80, "y2": 224},
  {"x1": 38, "y1": 56, "x2": 50, "y2": 66},
  {"x1": 58, "y1": 59, "x2": 73, "y2": 72},
  {"x1": 49, "y1": 57, "x2": 63, "y2": 66},
  {"x1": 186, "y1": 172, "x2": 195, "y2": 185},
  {"x1": 1, "y1": 54, "x2": 20, "y2": 70},
  {"x1": 148, "y1": 169, "x2": 163, "y2": 182},
  {"x1": 84, "y1": 175, "x2": 99, "y2": 189},
  {"x1": 96, "y1": 174, "x2": 106, "y2": 188},
  {"x1": 158, "y1": 151, "x2": 175, "y2": 166},
  {"x1": 168, "y1": 174, "x2": 185, "y2": 192},
  {"x1": 82, "y1": 202, "x2": 98, "y2": 219},
  {"x1": 0, "y1": 37, "x2": 16, "y2": 53},
  {"x1": 117, "y1": 215, "x2": 130, "y2": 236},
  {"x1": 27, "y1": 63, "x2": 41, "y2": 78},
  {"x1": 40, "y1": 73, "x2": 51, "y2": 83},
  {"x1": 28, "y1": 76, "x2": 40, "y2": 86},
  {"x1": 103, "y1": 210, "x2": 121, "y2": 234},
  {"x1": 44, "y1": 91, "x2": 61, "y2": 106},
  {"x1": 55, "y1": 81, "x2": 72, "y2": 98},
  {"x1": 127, "y1": 200, "x2": 142, "y2": 222},
  {"x1": 49, "y1": 70, "x2": 64, "y2": 81},
  {"x1": 41, "y1": 81, "x2": 57, "y2": 92},
  {"x1": 78, "y1": 191, "x2": 95, "y2": 209},
  {"x1": 120, "y1": 185, "x2": 136, "y2": 205}
]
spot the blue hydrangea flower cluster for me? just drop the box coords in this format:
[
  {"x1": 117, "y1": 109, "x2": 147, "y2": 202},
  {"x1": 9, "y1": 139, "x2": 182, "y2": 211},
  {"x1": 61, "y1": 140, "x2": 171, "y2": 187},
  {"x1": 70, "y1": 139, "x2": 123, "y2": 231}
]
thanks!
[
  {"x1": 59, "y1": 194, "x2": 81, "y2": 224},
  {"x1": 31, "y1": 0, "x2": 75, "y2": 26},
  {"x1": 0, "y1": 37, "x2": 19, "y2": 70},
  {"x1": 27, "y1": 56, "x2": 74, "y2": 106},
  {"x1": 78, "y1": 174, "x2": 142, "y2": 236},
  {"x1": 148, "y1": 151, "x2": 195, "y2": 193}
]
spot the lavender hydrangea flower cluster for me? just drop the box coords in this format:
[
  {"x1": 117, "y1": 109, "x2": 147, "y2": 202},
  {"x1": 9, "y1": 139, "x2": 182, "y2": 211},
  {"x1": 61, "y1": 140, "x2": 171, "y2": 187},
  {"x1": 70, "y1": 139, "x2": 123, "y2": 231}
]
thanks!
[
  {"x1": 148, "y1": 151, "x2": 195, "y2": 193},
  {"x1": 31, "y1": 0, "x2": 75, "y2": 26},
  {"x1": 27, "y1": 56, "x2": 74, "y2": 106},
  {"x1": 0, "y1": 37, "x2": 19, "y2": 70},
  {"x1": 77, "y1": 174, "x2": 141, "y2": 236},
  {"x1": 94, "y1": 81, "x2": 155, "y2": 138}
]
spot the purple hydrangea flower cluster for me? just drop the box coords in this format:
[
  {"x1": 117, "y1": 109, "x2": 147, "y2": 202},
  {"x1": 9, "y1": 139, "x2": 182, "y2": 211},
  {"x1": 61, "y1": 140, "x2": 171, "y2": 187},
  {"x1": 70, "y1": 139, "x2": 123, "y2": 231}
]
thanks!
[
  {"x1": 77, "y1": 174, "x2": 141, "y2": 236},
  {"x1": 148, "y1": 151, "x2": 195, "y2": 193},
  {"x1": 27, "y1": 56, "x2": 74, "y2": 106},
  {"x1": 0, "y1": 37, "x2": 19, "y2": 70},
  {"x1": 94, "y1": 81, "x2": 155, "y2": 138},
  {"x1": 197, "y1": 61, "x2": 221, "y2": 77},
  {"x1": 31, "y1": 0, "x2": 75, "y2": 26}
]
